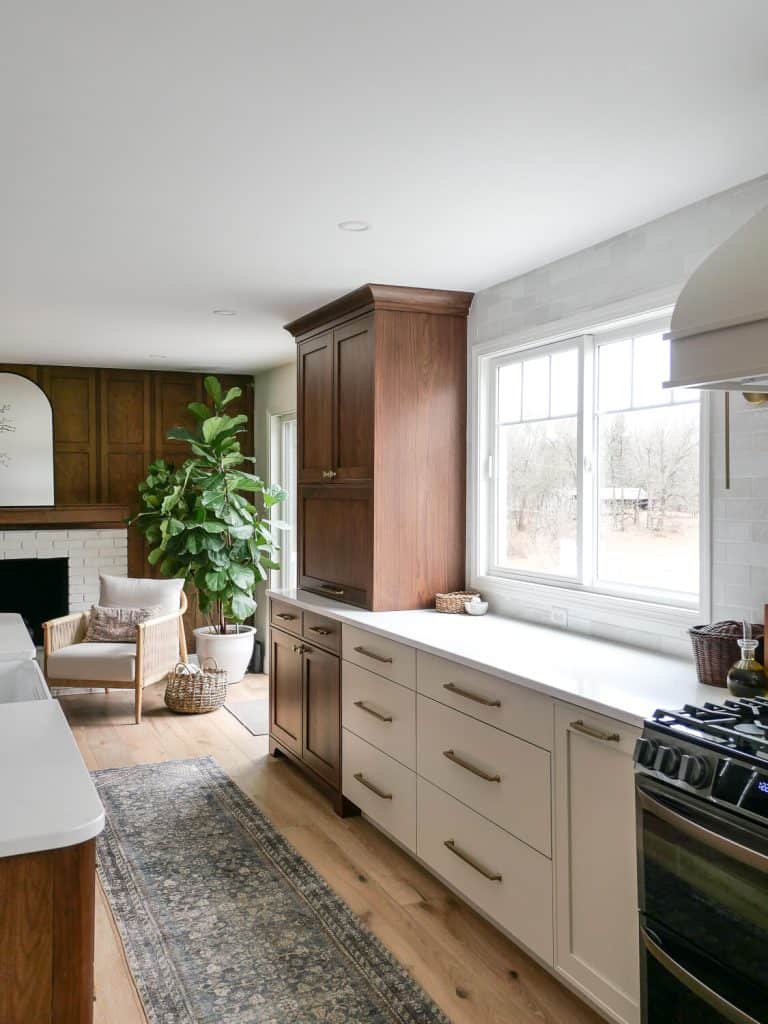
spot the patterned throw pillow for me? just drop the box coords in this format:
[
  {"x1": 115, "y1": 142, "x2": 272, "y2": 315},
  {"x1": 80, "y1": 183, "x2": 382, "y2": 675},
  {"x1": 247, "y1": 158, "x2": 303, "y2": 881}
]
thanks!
[{"x1": 84, "y1": 605, "x2": 161, "y2": 643}]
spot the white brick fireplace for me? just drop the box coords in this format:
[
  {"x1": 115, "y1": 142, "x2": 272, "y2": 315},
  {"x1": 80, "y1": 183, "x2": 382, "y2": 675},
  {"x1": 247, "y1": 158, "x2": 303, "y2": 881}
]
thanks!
[{"x1": 0, "y1": 528, "x2": 128, "y2": 612}]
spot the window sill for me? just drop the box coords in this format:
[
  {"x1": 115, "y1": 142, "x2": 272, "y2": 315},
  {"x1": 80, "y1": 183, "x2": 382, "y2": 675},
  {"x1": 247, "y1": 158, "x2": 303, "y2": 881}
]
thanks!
[{"x1": 472, "y1": 573, "x2": 700, "y2": 657}]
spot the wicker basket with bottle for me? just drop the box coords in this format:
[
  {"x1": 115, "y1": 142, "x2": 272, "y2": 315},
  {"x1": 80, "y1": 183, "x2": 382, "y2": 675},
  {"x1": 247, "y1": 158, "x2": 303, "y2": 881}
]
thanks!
[{"x1": 688, "y1": 621, "x2": 765, "y2": 687}]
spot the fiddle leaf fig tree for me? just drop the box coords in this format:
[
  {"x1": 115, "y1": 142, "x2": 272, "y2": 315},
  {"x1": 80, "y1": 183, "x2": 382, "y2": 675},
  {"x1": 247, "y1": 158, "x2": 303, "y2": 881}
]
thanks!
[{"x1": 131, "y1": 376, "x2": 287, "y2": 634}]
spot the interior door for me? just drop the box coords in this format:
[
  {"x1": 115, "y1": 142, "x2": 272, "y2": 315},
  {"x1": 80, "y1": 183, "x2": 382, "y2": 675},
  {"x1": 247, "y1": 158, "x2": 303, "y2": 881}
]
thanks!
[
  {"x1": 269, "y1": 627, "x2": 303, "y2": 755},
  {"x1": 332, "y1": 315, "x2": 374, "y2": 481},
  {"x1": 302, "y1": 644, "x2": 340, "y2": 787},
  {"x1": 298, "y1": 332, "x2": 333, "y2": 483}
]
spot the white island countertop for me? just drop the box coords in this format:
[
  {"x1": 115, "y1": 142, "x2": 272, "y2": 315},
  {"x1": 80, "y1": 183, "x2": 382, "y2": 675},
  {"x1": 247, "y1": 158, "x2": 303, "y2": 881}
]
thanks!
[
  {"x1": 0, "y1": 658, "x2": 51, "y2": 702},
  {"x1": 0, "y1": 612, "x2": 36, "y2": 661},
  {"x1": 0, "y1": 700, "x2": 104, "y2": 858},
  {"x1": 268, "y1": 588, "x2": 731, "y2": 727}
]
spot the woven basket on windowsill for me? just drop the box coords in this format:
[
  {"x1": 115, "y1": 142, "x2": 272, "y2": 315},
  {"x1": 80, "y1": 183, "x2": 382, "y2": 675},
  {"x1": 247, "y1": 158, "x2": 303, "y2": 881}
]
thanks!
[
  {"x1": 435, "y1": 591, "x2": 481, "y2": 614},
  {"x1": 688, "y1": 621, "x2": 765, "y2": 688},
  {"x1": 164, "y1": 658, "x2": 228, "y2": 714}
]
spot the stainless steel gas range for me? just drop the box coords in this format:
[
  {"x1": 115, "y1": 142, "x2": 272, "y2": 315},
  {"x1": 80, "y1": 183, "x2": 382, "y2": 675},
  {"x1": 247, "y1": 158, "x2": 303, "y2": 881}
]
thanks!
[{"x1": 634, "y1": 697, "x2": 768, "y2": 1024}]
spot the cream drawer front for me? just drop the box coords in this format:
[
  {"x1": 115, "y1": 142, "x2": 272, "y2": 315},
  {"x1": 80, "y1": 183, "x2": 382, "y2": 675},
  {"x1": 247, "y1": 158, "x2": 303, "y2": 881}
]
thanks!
[
  {"x1": 342, "y1": 729, "x2": 416, "y2": 852},
  {"x1": 342, "y1": 663, "x2": 416, "y2": 769},
  {"x1": 342, "y1": 625, "x2": 416, "y2": 689},
  {"x1": 417, "y1": 651, "x2": 552, "y2": 749},
  {"x1": 417, "y1": 695, "x2": 551, "y2": 856},
  {"x1": 417, "y1": 777, "x2": 553, "y2": 965}
]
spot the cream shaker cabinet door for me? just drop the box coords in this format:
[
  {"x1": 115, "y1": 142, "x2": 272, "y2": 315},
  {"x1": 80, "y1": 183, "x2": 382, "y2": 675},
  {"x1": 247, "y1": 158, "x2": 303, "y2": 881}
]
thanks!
[{"x1": 553, "y1": 702, "x2": 641, "y2": 1024}]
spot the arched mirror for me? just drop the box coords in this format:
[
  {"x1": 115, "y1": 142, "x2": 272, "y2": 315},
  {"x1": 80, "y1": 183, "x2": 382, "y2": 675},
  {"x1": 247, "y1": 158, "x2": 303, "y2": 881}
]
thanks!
[{"x1": 0, "y1": 373, "x2": 55, "y2": 507}]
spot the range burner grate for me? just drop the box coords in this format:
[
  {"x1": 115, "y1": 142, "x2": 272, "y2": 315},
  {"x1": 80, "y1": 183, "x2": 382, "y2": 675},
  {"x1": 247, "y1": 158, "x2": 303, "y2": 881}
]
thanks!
[{"x1": 651, "y1": 697, "x2": 768, "y2": 759}]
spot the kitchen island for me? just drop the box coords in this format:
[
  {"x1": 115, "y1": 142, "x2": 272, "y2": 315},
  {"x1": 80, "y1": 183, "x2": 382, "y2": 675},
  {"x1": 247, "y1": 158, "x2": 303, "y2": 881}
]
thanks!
[{"x1": 0, "y1": 698, "x2": 104, "y2": 1024}]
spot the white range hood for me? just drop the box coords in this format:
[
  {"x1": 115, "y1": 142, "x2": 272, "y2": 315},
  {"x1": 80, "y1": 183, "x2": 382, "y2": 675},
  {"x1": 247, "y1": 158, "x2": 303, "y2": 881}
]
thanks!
[{"x1": 665, "y1": 205, "x2": 768, "y2": 393}]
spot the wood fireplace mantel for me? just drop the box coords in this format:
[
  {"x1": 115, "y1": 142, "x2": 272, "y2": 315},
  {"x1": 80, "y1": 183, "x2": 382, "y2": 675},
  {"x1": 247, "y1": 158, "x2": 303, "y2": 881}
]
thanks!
[{"x1": 0, "y1": 505, "x2": 130, "y2": 530}]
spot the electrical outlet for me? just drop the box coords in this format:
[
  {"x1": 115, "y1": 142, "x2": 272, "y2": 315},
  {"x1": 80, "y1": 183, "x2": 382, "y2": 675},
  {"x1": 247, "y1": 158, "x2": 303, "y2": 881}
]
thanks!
[{"x1": 551, "y1": 607, "x2": 568, "y2": 628}]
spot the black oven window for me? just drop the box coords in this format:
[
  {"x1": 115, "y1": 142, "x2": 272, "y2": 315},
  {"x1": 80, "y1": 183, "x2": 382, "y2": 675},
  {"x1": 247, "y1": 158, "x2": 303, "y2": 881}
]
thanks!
[{"x1": 642, "y1": 803, "x2": 768, "y2": 993}]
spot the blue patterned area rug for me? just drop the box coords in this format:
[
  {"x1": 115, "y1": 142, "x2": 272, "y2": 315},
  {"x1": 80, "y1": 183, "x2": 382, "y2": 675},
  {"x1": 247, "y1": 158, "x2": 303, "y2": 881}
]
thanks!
[{"x1": 94, "y1": 757, "x2": 449, "y2": 1024}]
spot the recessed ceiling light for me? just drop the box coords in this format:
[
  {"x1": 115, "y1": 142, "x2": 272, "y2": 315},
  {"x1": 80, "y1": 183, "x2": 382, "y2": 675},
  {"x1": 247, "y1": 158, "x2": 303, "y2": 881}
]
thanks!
[
  {"x1": 148, "y1": 353, "x2": 168, "y2": 359},
  {"x1": 212, "y1": 308, "x2": 237, "y2": 316},
  {"x1": 338, "y1": 220, "x2": 370, "y2": 232}
]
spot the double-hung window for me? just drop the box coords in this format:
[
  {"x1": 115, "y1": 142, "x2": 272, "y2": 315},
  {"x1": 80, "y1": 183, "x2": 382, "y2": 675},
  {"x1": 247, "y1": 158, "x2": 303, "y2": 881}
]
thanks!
[{"x1": 479, "y1": 316, "x2": 703, "y2": 612}]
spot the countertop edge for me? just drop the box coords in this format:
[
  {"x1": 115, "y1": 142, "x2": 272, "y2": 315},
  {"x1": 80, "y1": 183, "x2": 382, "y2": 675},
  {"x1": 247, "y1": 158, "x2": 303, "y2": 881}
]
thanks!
[
  {"x1": 266, "y1": 589, "x2": 693, "y2": 728},
  {"x1": 0, "y1": 809, "x2": 106, "y2": 859}
]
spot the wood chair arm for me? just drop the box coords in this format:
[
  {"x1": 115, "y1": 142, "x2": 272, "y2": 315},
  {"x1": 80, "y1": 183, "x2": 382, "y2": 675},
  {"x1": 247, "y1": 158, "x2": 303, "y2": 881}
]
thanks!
[{"x1": 43, "y1": 613, "x2": 88, "y2": 657}]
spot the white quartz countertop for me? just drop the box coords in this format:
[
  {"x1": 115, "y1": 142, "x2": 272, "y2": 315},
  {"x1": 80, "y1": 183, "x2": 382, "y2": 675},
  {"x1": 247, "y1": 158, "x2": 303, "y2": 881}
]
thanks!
[
  {"x1": 0, "y1": 612, "x2": 36, "y2": 661},
  {"x1": 0, "y1": 700, "x2": 104, "y2": 858},
  {"x1": 0, "y1": 658, "x2": 51, "y2": 703},
  {"x1": 268, "y1": 589, "x2": 730, "y2": 727}
]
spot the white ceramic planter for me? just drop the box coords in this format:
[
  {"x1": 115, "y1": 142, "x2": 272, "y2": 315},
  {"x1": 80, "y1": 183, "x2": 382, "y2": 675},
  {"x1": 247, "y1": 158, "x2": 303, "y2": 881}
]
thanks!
[{"x1": 193, "y1": 625, "x2": 256, "y2": 684}]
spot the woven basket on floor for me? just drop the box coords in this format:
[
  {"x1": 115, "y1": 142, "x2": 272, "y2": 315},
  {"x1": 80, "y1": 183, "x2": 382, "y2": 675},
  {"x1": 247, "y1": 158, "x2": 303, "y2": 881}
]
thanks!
[
  {"x1": 164, "y1": 658, "x2": 228, "y2": 714},
  {"x1": 435, "y1": 590, "x2": 481, "y2": 614},
  {"x1": 688, "y1": 621, "x2": 765, "y2": 687}
]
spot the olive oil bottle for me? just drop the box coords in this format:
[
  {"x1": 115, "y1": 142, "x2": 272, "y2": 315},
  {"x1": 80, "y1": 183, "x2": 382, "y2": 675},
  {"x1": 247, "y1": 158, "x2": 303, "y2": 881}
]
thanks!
[{"x1": 727, "y1": 621, "x2": 768, "y2": 698}]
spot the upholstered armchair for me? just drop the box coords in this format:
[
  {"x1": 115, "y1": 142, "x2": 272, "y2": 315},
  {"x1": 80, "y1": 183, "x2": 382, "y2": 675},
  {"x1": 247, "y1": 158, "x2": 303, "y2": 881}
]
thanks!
[{"x1": 43, "y1": 575, "x2": 188, "y2": 724}]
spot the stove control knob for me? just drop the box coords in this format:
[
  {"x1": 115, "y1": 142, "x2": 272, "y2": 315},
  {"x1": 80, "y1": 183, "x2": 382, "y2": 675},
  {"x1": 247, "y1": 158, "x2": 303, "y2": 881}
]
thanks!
[
  {"x1": 633, "y1": 737, "x2": 658, "y2": 767},
  {"x1": 655, "y1": 745, "x2": 681, "y2": 776},
  {"x1": 679, "y1": 754, "x2": 709, "y2": 788}
]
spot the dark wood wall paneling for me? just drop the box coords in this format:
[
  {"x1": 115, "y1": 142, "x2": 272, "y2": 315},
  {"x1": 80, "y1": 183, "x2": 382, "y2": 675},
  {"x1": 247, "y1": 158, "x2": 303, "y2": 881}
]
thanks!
[{"x1": 0, "y1": 365, "x2": 254, "y2": 577}]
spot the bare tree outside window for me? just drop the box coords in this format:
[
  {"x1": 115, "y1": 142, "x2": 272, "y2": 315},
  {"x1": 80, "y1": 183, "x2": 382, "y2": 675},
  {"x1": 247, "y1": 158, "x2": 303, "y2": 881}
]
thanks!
[{"x1": 491, "y1": 328, "x2": 700, "y2": 604}]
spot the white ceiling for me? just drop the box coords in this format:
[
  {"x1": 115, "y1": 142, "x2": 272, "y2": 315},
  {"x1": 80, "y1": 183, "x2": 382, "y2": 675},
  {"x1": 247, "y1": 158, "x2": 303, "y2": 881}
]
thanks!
[{"x1": 1, "y1": 1, "x2": 767, "y2": 374}]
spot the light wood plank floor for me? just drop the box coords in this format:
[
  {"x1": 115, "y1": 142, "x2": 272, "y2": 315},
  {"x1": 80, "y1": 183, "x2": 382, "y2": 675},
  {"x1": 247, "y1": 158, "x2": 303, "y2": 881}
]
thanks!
[{"x1": 61, "y1": 675, "x2": 602, "y2": 1024}]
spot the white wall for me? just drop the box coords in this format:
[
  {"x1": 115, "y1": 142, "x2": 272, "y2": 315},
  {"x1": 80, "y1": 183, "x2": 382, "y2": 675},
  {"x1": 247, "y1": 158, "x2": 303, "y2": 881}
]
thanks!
[
  {"x1": 252, "y1": 361, "x2": 296, "y2": 652},
  {"x1": 470, "y1": 173, "x2": 768, "y2": 652}
]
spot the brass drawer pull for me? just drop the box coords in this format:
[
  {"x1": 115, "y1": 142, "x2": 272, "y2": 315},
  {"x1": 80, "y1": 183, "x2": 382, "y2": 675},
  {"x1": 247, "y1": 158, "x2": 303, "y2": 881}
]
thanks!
[
  {"x1": 353, "y1": 772, "x2": 392, "y2": 800},
  {"x1": 444, "y1": 839, "x2": 502, "y2": 881},
  {"x1": 353, "y1": 700, "x2": 393, "y2": 723},
  {"x1": 353, "y1": 645, "x2": 393, "y2": 664},
  {"x1": 292, "y1": 643, "x2": 311, "y2": 654},
  {"x1": 443, "y1": 749, "x2": 501, "y2": 782},
  {"x1": 321, "y1": 469, "x2": 338, "y2": 479},
  {"x1": 276, "y1": 612, "x2": 296, "y2": 621},
  {"x1": 320, "y1": 584, "x2": 345, "y2": 596},
  {"x1": 443, "y1": 682, "x2": 501, "y2": 708},
  {"x1": 308, "y1": 626, "x2": 332, "y2": 636},
  {"x1": 570, "y1": 719, "x2": 620, "y2": 743}
]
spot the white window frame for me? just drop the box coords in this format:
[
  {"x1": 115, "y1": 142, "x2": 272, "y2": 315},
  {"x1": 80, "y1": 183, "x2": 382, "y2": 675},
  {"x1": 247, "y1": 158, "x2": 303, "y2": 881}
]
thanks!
[
  {"x1": 268, "y1": 410, "x2": 297, "y2": 591},
  {"x1": 469, "y1": 293, "x2": 711, "y2": 637}
]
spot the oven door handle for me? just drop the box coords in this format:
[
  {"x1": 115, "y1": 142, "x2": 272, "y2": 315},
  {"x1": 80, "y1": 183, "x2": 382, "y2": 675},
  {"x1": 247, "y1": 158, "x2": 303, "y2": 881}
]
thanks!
[
  {"x1": 642, "y1": 929, "x2": 761, "y2": 1024},
  {"x1": 638, "y1": 788, "x2": 768, "y2": 874}
]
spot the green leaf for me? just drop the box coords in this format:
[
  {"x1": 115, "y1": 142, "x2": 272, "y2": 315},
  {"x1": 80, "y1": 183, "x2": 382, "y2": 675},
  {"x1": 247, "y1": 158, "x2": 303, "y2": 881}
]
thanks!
[
  {"x1": 229, "y1": 564, "x2": 255, "y2": 589},
  {"x1": 202, "y1": 416, "x2": 228, "y2": 443},
  {"x1": 147, "y1": 547, "x2": 164, "y2": 566},
  {"x1": 222, "y1": 386, "x2": 242, "y2": 406},
  {"x1": 230, "y1": 589, "x2": 257, "y2": 622},
  {"x1": 205, "y1": 569, "x2": 228, "y2": 592},
  {"x1": 166, "y1": 426, "x2": 198, "y2": 443},
  {"x1": 198, "y1": 521, "x2": 227, "y2": 534},
  {"x1": 188, "y1": 402, "x2": 213, "y2": 421},
  {"x1": 203, "y1": 376, "x2": 223, "y2": 404},
  {"x1": 228, "y1": 523, "x2": 254, "y2": 540},
  {"x1": 166, "y1": 518, "x2": 185, "y2": 536}
]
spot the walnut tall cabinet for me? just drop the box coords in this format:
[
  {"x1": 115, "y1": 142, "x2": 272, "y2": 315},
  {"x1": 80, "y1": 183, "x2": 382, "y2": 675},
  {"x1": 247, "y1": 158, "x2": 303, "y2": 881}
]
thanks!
[{"x1": 285, "y1": 284, "x2": 473, "y2": 611}]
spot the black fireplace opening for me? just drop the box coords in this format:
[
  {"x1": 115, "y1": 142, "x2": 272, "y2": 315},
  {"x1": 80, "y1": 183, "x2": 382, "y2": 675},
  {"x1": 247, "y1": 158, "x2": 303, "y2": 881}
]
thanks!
[{"x1": 0, "y1": 557, "x2": 69, "y2": 646}]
